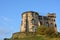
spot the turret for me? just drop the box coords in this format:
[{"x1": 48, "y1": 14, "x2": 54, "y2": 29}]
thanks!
[
  {"x1": 47, "y1": 13, "x2": 57, "y2": 32},
  {"x1": 20, "y1": 11, "x2": 40, "y2": 32}
]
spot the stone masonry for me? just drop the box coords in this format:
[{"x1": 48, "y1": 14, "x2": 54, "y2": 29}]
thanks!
[{"x1": 20, "y1": 11, "x2": 57, "y2": 32}]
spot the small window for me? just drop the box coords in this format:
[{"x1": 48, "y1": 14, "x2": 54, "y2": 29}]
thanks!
[
  {"x1": 50, "y1": 23, "x2": 53, "y2": 27},
  {"x1": 55, "y1": 24, "x2": 56, "y2": 27},
  {"x1": 32, "y1": 19, "x2": 35, "y2": 24},
  {"x1": 54, "y1": 19, "x2": 55, "y2": 21},
  {"x1": 39, "y1": 16, "x2": 42, "y2": 20},
  {"x1": 51, "y1": 23, "x2": 53, "y2": 25},
  {"x1": 32, "y1": 13, "x2": 34, "y2": 17},
  {"x1": 40, "y1": 21, "x2": 42, "y2": 25}
]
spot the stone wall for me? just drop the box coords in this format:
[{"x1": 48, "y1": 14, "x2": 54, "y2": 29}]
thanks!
[
  {"x1": 20, "y1": 11, "x2": 40, "y2": 32},
  {"x1": 20, "y1": 11, "x2": 57, "y2": 32}
]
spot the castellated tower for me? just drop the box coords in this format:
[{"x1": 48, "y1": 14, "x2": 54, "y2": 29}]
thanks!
[
  {"x1": 47, "y1": 13, "x2": 57, "y2": 32},
  {"x1": 20, "y1": 11, "x2": 40, "y2": 32}
]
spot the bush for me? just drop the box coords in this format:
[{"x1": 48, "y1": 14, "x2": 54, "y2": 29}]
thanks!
[
  {"x1": 36, "y1": 25, "x2": 48, "y2": 35},
  {"x1": 36, "y1": 25, "x2": 58, "y2": 37},
  {"x1": 4, "y1": 38, "x2": 9, "y2": 40}
]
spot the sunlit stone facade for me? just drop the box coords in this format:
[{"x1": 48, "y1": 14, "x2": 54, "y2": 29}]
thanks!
[{"x1": 20, "y1": 11, "x2": 57, "y2": 32}]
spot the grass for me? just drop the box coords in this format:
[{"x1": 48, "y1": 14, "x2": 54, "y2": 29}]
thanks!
[
  {"x1": 9, "y1": 25, "x2": 60, "y2": 40},
  {"x1": 13, "y1": 36, "x2": 44, "y2": 40},
  {"x1": 10, "y1": 34, "x2": 60, "y2": 40}
]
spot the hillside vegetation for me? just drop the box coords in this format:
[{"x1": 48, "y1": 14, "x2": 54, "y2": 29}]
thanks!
[{"x1": 4, "y1": 25, "x2": 60, "y2": 40}]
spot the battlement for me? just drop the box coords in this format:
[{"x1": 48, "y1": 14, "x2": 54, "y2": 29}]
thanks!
[
  {"x1": 47, "y1": 13, "x2": 56, "y2": 18},
  {"x1": 22, "y1": 11, "x2": 39, "y2": 15}
]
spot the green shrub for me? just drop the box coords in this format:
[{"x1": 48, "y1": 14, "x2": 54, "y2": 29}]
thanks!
[
  {"x1": 4, "y1": 38, "x2": 10, "y2": 40},
  {"x1": 36, "y1": 25, "x2": 48, "y2": 35},
  {"x1": 36, "y1": 25, "x2": 58, "y2": 37}
]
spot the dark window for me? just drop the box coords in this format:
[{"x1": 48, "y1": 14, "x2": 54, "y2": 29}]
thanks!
[
  {"x1": 32, "y1": 13, "x2": 34, "y2": 17},
  {"x1": 54, "y1": 19, "x2": 55, "y2": 21},
  {"x1": 50, "y1": 23, "x2": 53, "y2": 27},
  {"x1": 32, "y1": 19, "x2": 35, "y2": 24},
  {"x1": 51, "y1": 23, "x2": 53, "y2": 25},
  {"x1": 40, "y1": 21, "x2": 42, "y2": 25},
  {"x1": 39, "y1": 16, "x2": 42, "y2": 20},
  {"x1": 43, "y1": 17, "x2": 48, "y2": 21},
  {"x1": 55, "y1": 24, "x2": 57, "y2": 27}
]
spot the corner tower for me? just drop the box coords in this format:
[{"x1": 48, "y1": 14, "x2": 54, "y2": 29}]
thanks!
[
  {"x1": 47, "y1": 13, "x2": 57, "y2": 32},
  {"x1": 20, "y1": 11, "x2": 40, "y2": 32}
]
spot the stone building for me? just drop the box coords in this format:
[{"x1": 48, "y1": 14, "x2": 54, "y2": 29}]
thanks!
[{"x1": 20, "y1": 11, "x2": 57, "y2": 32}]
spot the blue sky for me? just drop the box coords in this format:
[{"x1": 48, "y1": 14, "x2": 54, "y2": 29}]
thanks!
[{"x1": 0, "y1": 0, "x2": 60, "y2": 40}]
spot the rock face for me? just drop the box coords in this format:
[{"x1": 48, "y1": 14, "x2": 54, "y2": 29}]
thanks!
[
  {"x1": 20, "y1": 11, "x2": 57, "y2": 32},
  {"x1": 11, "y1": 32, "x2": 26, "y2": 40}
]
